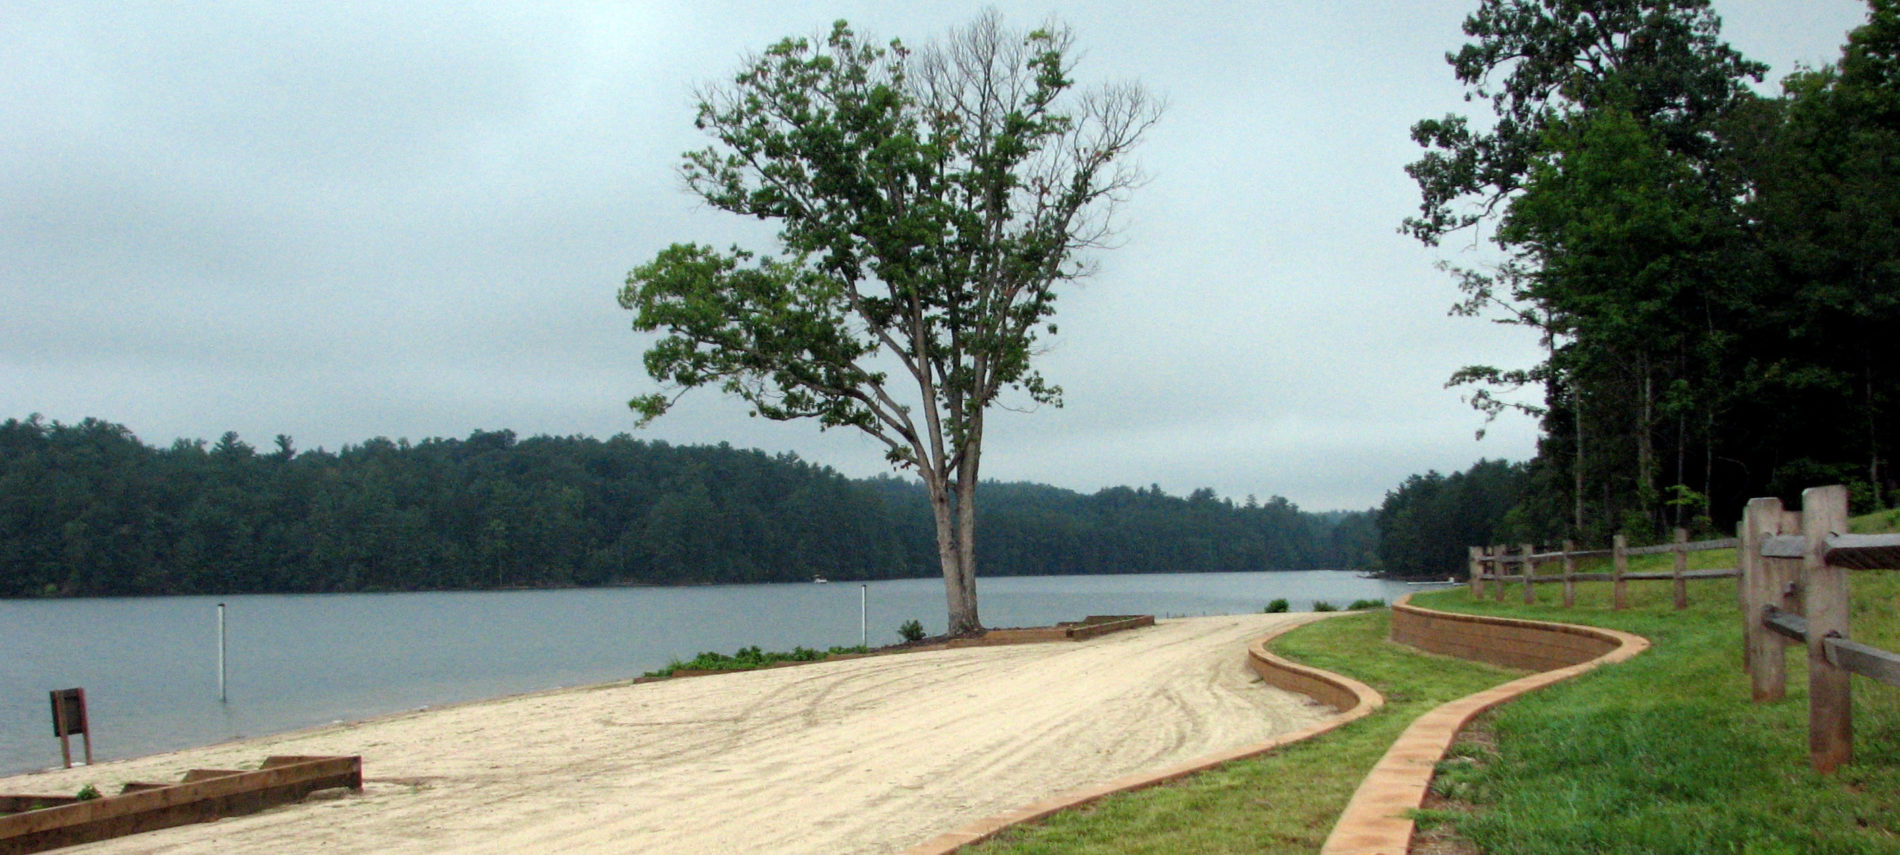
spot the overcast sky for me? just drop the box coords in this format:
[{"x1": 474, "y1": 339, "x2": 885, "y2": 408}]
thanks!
[{"x1": 2, "y1": 1, "x2": 1873, "y2": 510}]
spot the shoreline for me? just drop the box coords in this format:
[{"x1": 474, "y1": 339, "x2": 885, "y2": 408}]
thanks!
[{"x1": 1, "y1": 614, "x2": 1331, "y2": 854}]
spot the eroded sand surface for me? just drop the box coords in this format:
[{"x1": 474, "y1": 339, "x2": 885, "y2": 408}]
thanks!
[{"x1": 0, "y1": 613, "x2": 1332, "y2": 854}]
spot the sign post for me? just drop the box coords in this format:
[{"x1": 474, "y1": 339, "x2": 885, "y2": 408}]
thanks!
[
  {"x1": 50, "y1": 687, "x2": 91, "y2": 768},
  {"x1": 218, "y1": 602, "x2": 228, "y2": 702}
]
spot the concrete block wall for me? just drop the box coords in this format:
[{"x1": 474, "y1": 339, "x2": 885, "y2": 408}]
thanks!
[
  {"x1": 1390, "y1": 602, "x2": 1617, "y2": 672},
  {"x1": 1247, "y1": 635, "x2": 1372, "y2": 713}
]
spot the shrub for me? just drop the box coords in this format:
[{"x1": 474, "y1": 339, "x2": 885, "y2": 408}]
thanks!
[
  {"x1": 641, "y1": 643, "x2": 870, "y2": 678},
  {"x1": 1348, "y1": 599, "x2": 1386, "y2": 610},
  {"x1": 75, "y1": 784, "x2": 100, "y2": 801},
  {"x1": 898, "y1": 619, "x2": 927, "y2": 643},
  {"x1": 1312, "y1": 600, "x2": 1338, "y2": 612},
  {"x1": 1264, "y1": 598, "x2": 1290, "y2": 613}
]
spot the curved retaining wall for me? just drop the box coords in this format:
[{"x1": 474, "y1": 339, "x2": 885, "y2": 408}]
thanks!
[
  {"x1": 1389, "y1": 601, "x2": 1619, "y2": 672},
  {"x1": 898, "y1": 614, "x2": 1383, "y2": 855},
  {"x1": 1320, "y1": 595, "x2": 1648, "y2": 855}
]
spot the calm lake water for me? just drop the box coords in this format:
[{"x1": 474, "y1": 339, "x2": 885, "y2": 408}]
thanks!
[{"x1": 0, "y1": 570, "x2": 1441, "y2": 776}]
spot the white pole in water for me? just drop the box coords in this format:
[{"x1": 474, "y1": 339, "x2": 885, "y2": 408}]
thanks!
[
  {"x1": 217, "y1": 602, "x2": 227, "y2": 703},
  {"x1": 860, "y1": 584, "x2": 868, "y2": 648}
]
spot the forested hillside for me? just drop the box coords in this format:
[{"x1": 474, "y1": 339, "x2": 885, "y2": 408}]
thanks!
[
  {"x1": 1396, "y1": 0, "x2": 1900, "y2": 553},
  {"x1": 0, "y1": 416, "x2": 1372, "y2": 597}
]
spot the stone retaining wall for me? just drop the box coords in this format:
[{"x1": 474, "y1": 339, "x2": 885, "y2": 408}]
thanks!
[
  {"x1": 1321, "y1": 597, "x2": 1647, "y2": 855},
  {"x1": 1389, "y1": 601, "x2": 1617, "y2": 672},
  {"x1": 1246, "y1": 635, "x2": 1368, "y2": 713}
]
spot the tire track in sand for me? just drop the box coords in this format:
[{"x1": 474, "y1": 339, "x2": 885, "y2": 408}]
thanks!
[{"x1": 0, "y1": 613, "x2": 1331, "y2": 855}]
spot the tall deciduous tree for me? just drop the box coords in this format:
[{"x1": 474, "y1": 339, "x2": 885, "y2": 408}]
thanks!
[
  {"x1": 619, "y1": 14, "x2": 1159, "y2": 635},
  {"x1": 1406, "y1": 0, "x2": 1763, "y2": 538}
]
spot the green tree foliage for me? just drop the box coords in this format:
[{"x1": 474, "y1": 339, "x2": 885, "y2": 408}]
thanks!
[
  {"x1": 1405, "y1": 0, "x2": 1763, "y2": 246},
  {"x1": 1732, "y1": 1, "x2": 1900, "y2": 508},
  {"x1": 1374, "y1": 459, "x2": 1530, "y2": 578},
  {"x1": 1408, "y1": 1, "x2": 1900, "y2": 543},
  {"x1": 0, "y1": 416, "x2": 1371, "y2": 598},
  {"x1": 619, "y1": 13, "x2": 1159, "y2": 636}
]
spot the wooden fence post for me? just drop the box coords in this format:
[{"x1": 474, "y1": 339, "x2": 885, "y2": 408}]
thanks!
[
  {"x1": 1804, "y1": 485, "x2": 1852, "y2": 773},
  {"x1": 1672, "y1": 527, "x2": 1689, "y2": 610},
  {"x1": 1742, "y1": 496, "x2": 1786, "y2": 701},
  {"x1": 1612, "y1": 534, "x2": 1628, "y2": 610},
  {"x1": 1493, "y1": 544, "x2": 1508, "y2": 602},
  {"x1": 1469, "y1": 545, "x2": 1483, "y2": 599},
  {"x1": 1562, "y1": 539, "x2": 1576, "y2": 608},
  {"x1": 1521, "y1": 542, "x2": 1536, "y2": 604}
]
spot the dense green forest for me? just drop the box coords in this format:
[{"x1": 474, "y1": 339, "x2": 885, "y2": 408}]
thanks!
[
  {"x1": 1377, "y1": 0, "x2": 1900, "y2": 572},
  {"x1": 0, "y1": 416, "x2": 1375, "y2": 597}
]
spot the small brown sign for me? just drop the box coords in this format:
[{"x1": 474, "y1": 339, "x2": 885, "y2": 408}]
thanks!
[
  {"x1": 49, "y1": 687, "x2": 92, "y2": 768},
  {"x1": 49, "y1": 688, "x2": 87, "y2": 737}
]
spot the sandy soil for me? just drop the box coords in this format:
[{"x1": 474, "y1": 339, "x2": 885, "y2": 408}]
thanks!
[{"x1": 0, "y1": 613, "x2": 1332, "y2": 854}]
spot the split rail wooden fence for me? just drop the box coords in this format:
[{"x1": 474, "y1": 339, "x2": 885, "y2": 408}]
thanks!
[
  {"x1": 1737, "y1": 485, "x2": 1900, "y2": 773},
  {"x1": 1467, "y1": 529, "x2": 1739, "y2": 610},
  {"x1": 1465, "y1": 484, "x2": 1900, "y2": 773}
]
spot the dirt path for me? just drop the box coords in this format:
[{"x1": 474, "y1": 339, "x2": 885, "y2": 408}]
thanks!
[{"x1": 1, "y1": 613, "x2": 1332, "y2": 854}]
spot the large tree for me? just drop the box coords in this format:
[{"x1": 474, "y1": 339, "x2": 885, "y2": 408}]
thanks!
[
  {"x1": 1406, "y1": 0, "x2": 1764, "y2": 538},
  {"x1": 618, "y1": 14, "x2": 1158, "y2": 635}
]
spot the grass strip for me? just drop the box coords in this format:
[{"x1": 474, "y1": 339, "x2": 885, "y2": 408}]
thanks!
[
  {"x1": 1409, "y1": 510, "x2": 1900, "y2": 854},
  {"x1": 964, "y1": 611, "x2": 1519, "y2": 854},
  {"x1": 643, "y1": 643, "x2": 869, "y2": 678}
]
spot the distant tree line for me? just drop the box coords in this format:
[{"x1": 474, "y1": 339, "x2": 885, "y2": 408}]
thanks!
[
  {"x1": 1371, "y1": 459, "x2": 1530, "y2": 579},
  {"x1": 0, "y1": 416, "x2": 1374, "y2": 598}
]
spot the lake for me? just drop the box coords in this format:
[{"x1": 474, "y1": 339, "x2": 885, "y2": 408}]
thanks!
[{"x1": 0, "y1": 570, "x2": 1440, "y2": 776}]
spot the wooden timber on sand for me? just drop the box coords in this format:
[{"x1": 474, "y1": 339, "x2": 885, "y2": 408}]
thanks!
[
  {"x1": 948, "y1": 615, "x2": 1158, "y2": 646},
  {"x1": 0, "y1": 755, "x2": 362, "y2": 855},
  {"x1": 664, "y1": 615, "x2": 1160, "y2": 678}
]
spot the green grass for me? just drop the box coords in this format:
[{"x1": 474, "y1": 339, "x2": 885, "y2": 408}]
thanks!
[
  {"x1": 972, "y1": 509, "x2": 1900, "y2": 853},
  {"x1": 642, "y1": 643, "x2": 868, "y2": 678},
  {"x1": 1408, "y1": 509, "x2": 1900, "y2": 853},
  {"x1": 964, "y1": 611, "x2": 1520, "y2": 854}
]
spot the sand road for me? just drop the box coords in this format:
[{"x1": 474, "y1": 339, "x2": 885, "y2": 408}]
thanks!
[{"x1": 0, "y1": 613, "x2": 1333, "y2": 854}]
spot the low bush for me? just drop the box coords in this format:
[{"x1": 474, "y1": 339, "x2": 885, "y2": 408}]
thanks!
[
  {"x1": 1264, "y1": 598, "x2": 1290, "y2": 613},
  {"x1": 643, "y1": 643, "x2": 868, "y2": 678},
  {"x1": 1312, "y1": 600, "x2": 1338, "y2": 612},
  {"x1": 897, "y1": 619, "x2": 927, "y2": 643},
  {"x1": 1348, "y1": 598, "x2": 1385, "y2": 610}
]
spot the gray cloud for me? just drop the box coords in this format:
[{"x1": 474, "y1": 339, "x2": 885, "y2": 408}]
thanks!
[{"x1": 1, "y1": 0, "x2": 1869, "y2": 508}]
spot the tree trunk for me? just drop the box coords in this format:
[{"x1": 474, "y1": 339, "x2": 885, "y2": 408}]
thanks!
[
  {"x1": 1574, "y1": 399, "x2": 1587, "y2": 536},
  {"x1": 951, "y1": 476, "x2": 981, "y2": 635},
  {"x1": 922, "y1": 468, "x2": 982, "y2": 638},
  {"x1": 1638, "y1": 359, "x2": 1657, "y2": 532}
]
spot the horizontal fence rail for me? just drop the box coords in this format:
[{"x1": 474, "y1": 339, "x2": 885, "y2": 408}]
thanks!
[
  {"x1": 1462, "y1": 489, "x2": 1898, "y2": 776},
  {"x1": 1737, "y1": 485, "x2": 1900, "y2": 774},
  {"x1": 1759, "y1": 533, "x2": 1900, "y2": 568},
  {"x1": 1761, "y1": 604, "x2": 1900, "y2": 688},
  {"x1": 1466, "y1": 529, "x2": 1738, "y2": 611}
]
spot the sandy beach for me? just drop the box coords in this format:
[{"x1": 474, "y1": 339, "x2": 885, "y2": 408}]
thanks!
[{"x1": 1, "y1": 613, "x2": 1332, "y2": 854}]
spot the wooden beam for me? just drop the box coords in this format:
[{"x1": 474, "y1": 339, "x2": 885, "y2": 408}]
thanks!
[
  {"x1": 0, "y1": 755, "x2": 361, "y2": 854},
  {"x1": 1742, "y1": 497, "x2": 1786, "y2": 701},
  {"x1": 1612, "y1": 534, "x2": 1628, "y2": 611},
  {"x1": 1804, "y1": 485, "x2": 1852, "y2": 774},
  {"x1": 1672, "y1": 527, "x2": 1689, "y2": 610},
  {"x1": 1825, "y1": 636, "x2": 1900, "y2": 689},
  {"x1": 1763, "y1": 605, "x2": 1807, "y2": 642},
  {"x1": 1822, "y1": 534, "x2": 1900, "y2": 570},
  {"x1": 1521, "y1": 543, "x2": 1536, "y2": 605},
  {"x1": 1561, "y1": 539, "x2": 1576, "y2": 609},
  {"x1": 1761, "y1": 535, "x2": 1806, "y2": 559}
]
